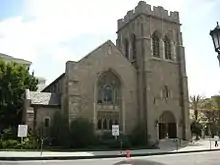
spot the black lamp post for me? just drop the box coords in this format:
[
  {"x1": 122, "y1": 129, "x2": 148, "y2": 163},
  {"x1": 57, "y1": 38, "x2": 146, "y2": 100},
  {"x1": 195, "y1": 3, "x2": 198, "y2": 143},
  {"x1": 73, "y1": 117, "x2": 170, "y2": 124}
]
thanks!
[{"x1": 210, "y1": 22, "x2": 220, "y2": 65}]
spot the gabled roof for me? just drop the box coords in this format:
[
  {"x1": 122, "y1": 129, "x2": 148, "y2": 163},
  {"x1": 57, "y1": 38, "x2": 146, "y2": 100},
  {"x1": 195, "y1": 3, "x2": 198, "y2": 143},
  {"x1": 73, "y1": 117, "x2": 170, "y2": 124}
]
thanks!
[
  {"x1": 41, "y1": 73, "x2": 65, "y2": 92},
  {"x1": 41, "y1": 40, "x2": 134, "y2": 91},
  {"x1": 0, "y1": 53, "x2": 31, "y2": 65},
  {"x1": 76, "y1": 40, "x2": 136, "y2": 72},
  {"x1": 25, "y1": 89, "x2": 61, "y2": 106},
  {"x1": 78, "y1": 40, "x2": 123, "y2": 63}
]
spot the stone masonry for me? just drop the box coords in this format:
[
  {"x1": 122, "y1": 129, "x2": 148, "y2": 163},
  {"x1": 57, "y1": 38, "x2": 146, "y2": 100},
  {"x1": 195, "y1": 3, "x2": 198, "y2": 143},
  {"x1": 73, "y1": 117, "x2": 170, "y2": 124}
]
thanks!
[{"x1": 23, "y1": 1, "x2": 191, "y2": 140}]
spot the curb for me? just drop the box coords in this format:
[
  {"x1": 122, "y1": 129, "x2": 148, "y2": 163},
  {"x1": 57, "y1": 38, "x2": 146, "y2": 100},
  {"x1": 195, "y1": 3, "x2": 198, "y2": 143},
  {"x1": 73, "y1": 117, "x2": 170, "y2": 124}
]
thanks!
[{"x1": 0, "y1": 149, "x2": 219, "y2": 161}]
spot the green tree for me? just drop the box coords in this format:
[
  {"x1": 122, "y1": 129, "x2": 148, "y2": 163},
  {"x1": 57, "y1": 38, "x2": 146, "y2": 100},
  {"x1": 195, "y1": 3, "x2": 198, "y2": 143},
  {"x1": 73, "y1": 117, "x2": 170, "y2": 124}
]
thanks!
[
  {"x1": 211, "y1": 95, "x2": 220, "y2": 128},
  {"x1": 189, "y1": 95, "x2": 206, "y2": 140},
  {"x1": 190, "y1": 121, "x2": 203, "y2": 138},
  {"x1": 202, "y1": 96, "x2": 220, "y2": 136},
  {"x1": 0, "y1": 59, "x2": 38, "y2": 129},
  {"x1": 189, "y1": 95, "x2": 205, "y2": 121}
]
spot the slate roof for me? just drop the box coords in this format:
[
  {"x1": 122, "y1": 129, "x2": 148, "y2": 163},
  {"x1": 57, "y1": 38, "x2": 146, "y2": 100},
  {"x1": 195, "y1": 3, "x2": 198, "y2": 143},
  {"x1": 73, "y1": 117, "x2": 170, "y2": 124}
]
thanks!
[
  {"x1": 42, "y1": 73, "x2": 65, "y2": 92},
  {"x1": 26, "y1": 89, "x2": 61, "y2": 106}
]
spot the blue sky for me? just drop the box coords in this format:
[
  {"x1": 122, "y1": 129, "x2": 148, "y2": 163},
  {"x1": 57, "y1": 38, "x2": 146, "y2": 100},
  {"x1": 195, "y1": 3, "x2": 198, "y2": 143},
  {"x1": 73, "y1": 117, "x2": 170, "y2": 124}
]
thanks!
[{"x1": 0, "y1": 0, "x2": 219, "y2": 97}]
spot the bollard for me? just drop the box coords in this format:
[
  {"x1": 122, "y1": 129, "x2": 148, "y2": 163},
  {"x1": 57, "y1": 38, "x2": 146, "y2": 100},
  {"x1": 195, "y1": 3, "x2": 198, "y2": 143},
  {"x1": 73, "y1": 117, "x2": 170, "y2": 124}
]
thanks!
[
  {"x1": 40, "y1": 138, "x2": 43, "y2": 156},
  {"x1": 120, "y1": 140, "x2": 123, "y2": 155},
  {"x1": 176, "y1": 139, "x2": 179, "y2": 151}
]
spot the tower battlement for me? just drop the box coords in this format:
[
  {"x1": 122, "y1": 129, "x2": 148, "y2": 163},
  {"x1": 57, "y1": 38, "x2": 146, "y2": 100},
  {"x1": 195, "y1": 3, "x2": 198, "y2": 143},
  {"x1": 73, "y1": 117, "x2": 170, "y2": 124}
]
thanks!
[{"x1": 117, "y1": 1, "x2": 180, "y2": 30}]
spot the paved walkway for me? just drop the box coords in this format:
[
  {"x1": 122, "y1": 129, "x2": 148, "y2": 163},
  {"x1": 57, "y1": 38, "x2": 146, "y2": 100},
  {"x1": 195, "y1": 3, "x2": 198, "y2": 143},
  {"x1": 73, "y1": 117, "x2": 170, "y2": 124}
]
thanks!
[{"x1": 0, "y1": 139, "x2": 219, "y2": 158}]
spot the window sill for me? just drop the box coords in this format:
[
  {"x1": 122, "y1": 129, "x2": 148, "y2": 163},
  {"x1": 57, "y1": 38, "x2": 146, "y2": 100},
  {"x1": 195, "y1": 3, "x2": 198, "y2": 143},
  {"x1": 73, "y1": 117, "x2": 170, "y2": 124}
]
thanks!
[
  {"x1": 163, "y1": 59, "x2": 178, "y2": 64},
  {"x1": 95, "y1": 130, "x2": 123, "y2": 133},
  {"x1": 131, "y1": 59, "x2": 137, "y2": 63},
  {"x1": 152, "y1": 56, "x2": 161, "y2": 59},
  {"x1": 96, "y1": 104, "x2": 120, "y2": 111},
  {"x1": 151, "y1": 57, "x2": 177, "y2": 64}
]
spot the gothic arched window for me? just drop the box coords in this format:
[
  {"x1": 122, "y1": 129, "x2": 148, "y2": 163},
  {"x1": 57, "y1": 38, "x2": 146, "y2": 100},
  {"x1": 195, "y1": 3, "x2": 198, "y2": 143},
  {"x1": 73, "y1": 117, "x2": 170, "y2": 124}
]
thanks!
[
  {"x1": 152, "y1": 31, "x2": 160, "y2": 57},
  {"x1": 103, "y1": 84, "x2": 113, "y2": 104},
  {"x1": 164, "y1": 35, "x2": 172, "y2": 60},
  {"x1": 97, "y1": 119, "x2": 102, "y2": 129},
  {"x1": 109, "y1": 119, "x2": 113, "y2": 130},
  {"x1": 124, "y1": 39, "x2": 129, "y2": 59},
  {"x1": 97, "y1": 88, "x2": 103, "y2": 104},
  {"x1": 114, "y1": 89, "x2": 119, "y2": 105},
  {"x1": 114, "y1": 119, "x2": 119, "y2": 125},
  {"x1": 103, "y1": 119, "x2": 107, "y2": 130},
  {"x1": 97, "y1": 70, "x2": 121, "y2": 105},
  {"x1": 162, "y1": 85, "x2": 169, "y2": 98},
  {"x1": 131, "y1": 34, "x2": 137, "y2": 60}
]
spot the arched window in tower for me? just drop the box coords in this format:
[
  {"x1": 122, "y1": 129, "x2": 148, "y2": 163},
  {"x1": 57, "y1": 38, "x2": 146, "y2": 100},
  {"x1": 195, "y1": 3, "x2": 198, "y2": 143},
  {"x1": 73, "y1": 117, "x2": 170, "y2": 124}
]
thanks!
[
  {"x1": 131, "y1": 34, "x2": 137, "y2": 60},
  {"x1": 124, "y1": 39, "x2": 129, "y2": 59},
  {"x1": 152, "y1": 31, "x2": 160, "y2": 57},
  {"x1": 164, "y1": 35, "x2": 172, "y2": 60},
  {"x1": 162, "y1": 85, "x2": 169, "y2": 98}
]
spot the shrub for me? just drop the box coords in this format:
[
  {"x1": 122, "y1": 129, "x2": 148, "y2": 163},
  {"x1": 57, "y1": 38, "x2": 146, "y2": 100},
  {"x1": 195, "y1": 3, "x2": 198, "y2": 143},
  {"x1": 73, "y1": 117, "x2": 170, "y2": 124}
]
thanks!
[
  {"x1": 49, "y1": 112, "x2": 71, "y2": 148},
  {"x1": 129, "y1": 123, "x2": 148, "y2": 147},
  {"x1": 127, "y1": 123, "x2": 159, "y2": 149},
  {"x1": 98, "y1": 132, "x2": 132, "y2": 149},
  {"x1": 70, "y1": 118, "x2": 97, "y2": 148},
  {"x1": 0, "y1": 131, "x2": 37, "y2": 149},
  {"x1": 191, "y1": 121, "x2": 203, "y2": 139},
  {"x1": 1, "y1": 127, "x2": 17, "y2": 140},
  {"x1": 0, "y1": 139, "x2": 18, "y2": 149},
  {"x1": 147, "y1": 136, "x2": 159, "y2": 149}
]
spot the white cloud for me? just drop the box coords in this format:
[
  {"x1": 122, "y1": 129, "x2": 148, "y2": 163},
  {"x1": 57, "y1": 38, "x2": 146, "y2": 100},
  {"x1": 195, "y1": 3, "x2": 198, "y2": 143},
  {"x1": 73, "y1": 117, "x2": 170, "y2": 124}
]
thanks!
[
  {"x1": 0, "y1": 0, "x2": 186, "y2": 61},
  {"x1": 0, "y1": 1, "x2": 138, "y2": 62},
  {"x1": 0, "y1": 0, "x2": 219, "y2": 96}
]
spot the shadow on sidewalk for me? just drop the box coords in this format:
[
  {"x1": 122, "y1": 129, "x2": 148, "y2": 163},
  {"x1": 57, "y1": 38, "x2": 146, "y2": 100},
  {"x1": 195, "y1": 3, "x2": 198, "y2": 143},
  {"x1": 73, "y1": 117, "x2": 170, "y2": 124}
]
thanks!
[{"x1": 114, "y1": 159, "x2": 165, "y2": 165}]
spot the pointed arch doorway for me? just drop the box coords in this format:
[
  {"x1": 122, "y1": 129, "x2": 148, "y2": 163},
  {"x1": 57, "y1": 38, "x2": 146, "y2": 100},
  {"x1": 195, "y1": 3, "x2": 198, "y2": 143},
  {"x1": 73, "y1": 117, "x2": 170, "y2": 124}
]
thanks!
[{"x1": 159, "y1": 111, "x2": 177, "y2": 139}]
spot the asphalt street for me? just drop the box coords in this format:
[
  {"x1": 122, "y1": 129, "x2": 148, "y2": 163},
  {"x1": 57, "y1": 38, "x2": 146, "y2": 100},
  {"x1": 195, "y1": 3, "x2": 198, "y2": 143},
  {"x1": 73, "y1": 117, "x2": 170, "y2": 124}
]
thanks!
[{"x1": 0, "y1": 151, "x2": 220, "y2": 165}]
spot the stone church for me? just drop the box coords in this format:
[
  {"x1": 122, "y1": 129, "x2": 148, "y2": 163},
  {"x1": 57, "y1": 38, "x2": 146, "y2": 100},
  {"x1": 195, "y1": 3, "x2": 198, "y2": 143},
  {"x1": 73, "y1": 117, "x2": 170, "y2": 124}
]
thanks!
[{"x1": 23, "y1": 1, "x2": 191, "y2": 140}]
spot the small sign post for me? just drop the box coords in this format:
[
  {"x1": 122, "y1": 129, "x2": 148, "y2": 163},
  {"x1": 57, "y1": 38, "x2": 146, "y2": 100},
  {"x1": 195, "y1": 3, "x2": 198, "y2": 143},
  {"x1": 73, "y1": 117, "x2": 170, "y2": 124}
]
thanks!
[
  {"x1": 17, "y1": 125, "x2": 28, "y2": 148},
  {"x1": 112, "y1": 125, "x2": 121, "y2": 154},
  {"x1": 112, "y1": 125, "x2": 119, "y2": 139},
  {"x1": 40, "y1": 138, "x2": 44, "y2": 156}
]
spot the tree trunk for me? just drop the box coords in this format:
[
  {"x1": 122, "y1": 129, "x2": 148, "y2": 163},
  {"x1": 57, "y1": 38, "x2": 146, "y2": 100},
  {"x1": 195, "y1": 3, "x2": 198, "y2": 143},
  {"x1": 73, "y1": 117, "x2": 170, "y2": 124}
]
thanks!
[
  {"x1": 195, "y1": 109, "x2": 198, "y2": 121},
  {"x1": 194, "y1": 106, "x2": 199, "y2": 140},
  {"x1": 218, "y1": 111, "x2": 220, "y2": 134}
]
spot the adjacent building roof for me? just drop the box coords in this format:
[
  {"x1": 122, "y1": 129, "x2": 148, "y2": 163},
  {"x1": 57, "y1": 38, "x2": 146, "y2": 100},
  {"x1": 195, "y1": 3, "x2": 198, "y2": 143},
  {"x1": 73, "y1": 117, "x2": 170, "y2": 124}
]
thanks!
[
  {"x1": 42, "y1": 73, "x2": 65, "y2": 92},
  {"x1": 0, "y1": 53, "x2": 32, "y2": 65},
  {"x1": 25, "y1": 89, "x2": 61, "y2": 106}
]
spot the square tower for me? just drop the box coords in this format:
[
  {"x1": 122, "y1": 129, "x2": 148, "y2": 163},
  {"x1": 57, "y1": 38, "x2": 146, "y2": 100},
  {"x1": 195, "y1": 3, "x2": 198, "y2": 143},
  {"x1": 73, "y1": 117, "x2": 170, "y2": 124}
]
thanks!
[{"x1": 116, "y1": 1, "x2": 190, "y2": 140}]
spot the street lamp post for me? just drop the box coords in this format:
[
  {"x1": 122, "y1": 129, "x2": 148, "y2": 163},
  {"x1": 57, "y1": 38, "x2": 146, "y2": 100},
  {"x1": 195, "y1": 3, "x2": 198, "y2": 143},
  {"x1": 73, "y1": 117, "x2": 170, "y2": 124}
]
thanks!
[{"x1": 210, "y1": 22, "x2": 220, "y2": 66}]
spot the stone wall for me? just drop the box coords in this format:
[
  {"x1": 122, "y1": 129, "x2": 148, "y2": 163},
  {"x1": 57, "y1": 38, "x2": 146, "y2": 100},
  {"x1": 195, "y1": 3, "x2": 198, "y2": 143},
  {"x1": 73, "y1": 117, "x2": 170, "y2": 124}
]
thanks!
[{"x1": 65, "y1": 41, "x2": 138, "y2": 134}]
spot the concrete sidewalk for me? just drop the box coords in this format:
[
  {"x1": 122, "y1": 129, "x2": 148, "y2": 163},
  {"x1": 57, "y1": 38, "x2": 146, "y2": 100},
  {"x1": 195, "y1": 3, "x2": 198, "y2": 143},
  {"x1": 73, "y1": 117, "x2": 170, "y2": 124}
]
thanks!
[{"x1": 0, "y1": 139, "x2": 219, "y2": 160}]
